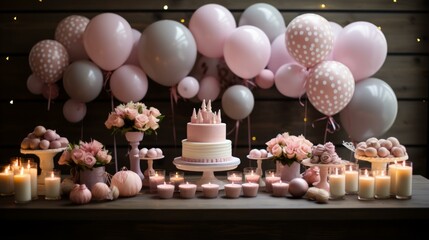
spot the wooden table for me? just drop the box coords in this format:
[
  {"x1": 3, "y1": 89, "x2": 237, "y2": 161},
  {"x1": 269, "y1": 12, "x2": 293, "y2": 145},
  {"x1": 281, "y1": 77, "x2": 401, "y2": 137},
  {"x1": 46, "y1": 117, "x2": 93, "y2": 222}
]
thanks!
[{"x1": 1, "y1": 175, "x2": 429, "y2": 239}]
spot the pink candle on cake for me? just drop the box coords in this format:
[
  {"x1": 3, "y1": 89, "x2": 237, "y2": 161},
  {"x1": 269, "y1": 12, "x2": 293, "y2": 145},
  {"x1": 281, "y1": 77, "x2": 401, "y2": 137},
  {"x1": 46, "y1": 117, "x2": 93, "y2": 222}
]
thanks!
[
  {"x1": 224, "y1": 183, "x2": 242, "y2": 198},
  {"x1": 179, "y1": 182, "x2": 197, "y2": 199},
  {"x1": 157, "y1": 182, "x2": 175, "y2": 199},
  {"x1": 242, "y1": 182, "x2": 259, "y2": 197},
  {"x1": 201, "y1": 182, "x2": 219, "y2": 198}
]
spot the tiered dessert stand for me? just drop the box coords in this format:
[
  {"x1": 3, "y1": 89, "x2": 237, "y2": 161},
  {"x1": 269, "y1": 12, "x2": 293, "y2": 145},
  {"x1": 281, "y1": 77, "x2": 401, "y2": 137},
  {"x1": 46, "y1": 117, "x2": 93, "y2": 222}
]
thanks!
[
  {"x1": 140, "y1": 155, "x2": 164, "y2": 187},
  {"x1": 173, "y1": 157, "x2": 240, "y2": 191},
  {"x1": 246, "y1": 154, "x2": 273, "y2": 187},
  {"x1": 355, "y1": 154, "x2": 408, "y2": 171},
  {"x1": 301, "y1": 158, "x2": 348, "y2": 192},
  {"x1": 20, "y1": 147, "x2": 66, "y2": 194}
]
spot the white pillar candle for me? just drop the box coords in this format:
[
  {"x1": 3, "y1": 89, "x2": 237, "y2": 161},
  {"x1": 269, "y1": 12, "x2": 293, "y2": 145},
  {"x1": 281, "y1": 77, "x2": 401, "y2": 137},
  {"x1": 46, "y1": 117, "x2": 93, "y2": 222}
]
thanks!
[
  {"x1": 201, "y1": 182, "x2": 219, "y2": 198},
  {"x1": 224, "y1": 183, "x2": 242, "y2": 198},
  {"x1": 44, "y1": 170, "x2": 61, "y2": 200},
  {"x1": 179, "y1": 182, "x2": 197, "y2": 199},
  {"x1": 264, "y1": 174, "x2": 281, "y2": 193},
  {"x1": 149, "y1": 172, "x2": 165, "y2": 193},
  {"x1": 227, "y1": 171, "x2": 243, "y2": 184},
  {"x1": 395, "y1": 161, "x2": 412, "y2": 199},
  {"x1": 388, "y1": 162, "x2": 400, "y2": 196},
  {"x1": 345, "y1": 164, "x2": 359, "y2": 194},
  {"x1": 0, "y1": 165, "x2": 14, "y2": 196},
  {"x1": 13, "y1": 168, "x2": 31, "y2": 203},
  {"x1": 24, "y1": 161, "x2": 38, "y2": 199},
  {"x1": 242, "y1": 182, "x2": 259, "y2": 197},
  {"x1": 374, "y1": 170, "x2": 391, "y2": 199},
  {"x1": 157, "y1": 182, "x2": 175, "y2": 199},
  {"x1": 358, "y1": 169, "x2": 374, "y2": 200},
  {"x1": 329, "y1": 167, "x2": 345, "y2": 200},
  {"x1": 272, "y1": 181, "x2": 289, "y2": 197}
]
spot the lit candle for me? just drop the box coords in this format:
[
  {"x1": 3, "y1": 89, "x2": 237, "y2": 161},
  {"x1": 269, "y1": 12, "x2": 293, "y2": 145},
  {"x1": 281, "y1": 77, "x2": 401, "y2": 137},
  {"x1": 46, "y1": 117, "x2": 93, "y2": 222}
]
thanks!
[
  {"x1": 374, "y1": 170, "x2": 391, "y2": 199},
  {"x1": 388, "y1": 161, "x2": 400, "y2": 196},
  {"x1": 179, "y1": 182, "x2": 197, "y2": 199},
  {"x1": 227, "y1": 172, "x2": 243, "y2": 184},
  {"x1": 149, "y1": 170, "x2": 165, "y2": 193},
  {"x1": 358, "y1": 169, "x2": 374, "y2": 200},
  {"x1": 271, "y1": 181, "x2": 289, "y2": 197},
  {"x1": 10, "y1": 158, "x2": 22, "y2": 175},
  {"x1": 0, "y1": 165, "x2": 14, "y2": 196},
  {"x1": 201, "y1": 182, "x2": 219, "y2": 199},
  {"x1": 24, "y1": 161, "x2": 38, "y2": 199},
  {"x1": 224, "y1": 183, "x2": 242, "y2": 198},
  {"x1": 395, "y1": 161, "x2": 412, "y2": 199},
  {"x1": 157, "y1": 182, "x2": 175, "y2": 199},
  {"x1": 45, "y1": 170, "x2": 61, "y2": 200},
  {"x1": 13, "y1": 167, "x2": 31, "y2": 203},
  {"x1": 329, "y1": 167, "x2": 345, "y2": 200},
  {"x1": 244, "y1": 171, "x2": 260, "y2": 184},
  {"x1": 169, "y1": 171, "x2": 184, "y2": 191},
  {"x1": 345, "y1": 164, "x2": 359, "y2": 194},
  {"x1": 264, "y1": 171, "x2": 281, "y2": 193},
  {"x1": 242, "y1": 182, "x2": 259, "y2": 197}
]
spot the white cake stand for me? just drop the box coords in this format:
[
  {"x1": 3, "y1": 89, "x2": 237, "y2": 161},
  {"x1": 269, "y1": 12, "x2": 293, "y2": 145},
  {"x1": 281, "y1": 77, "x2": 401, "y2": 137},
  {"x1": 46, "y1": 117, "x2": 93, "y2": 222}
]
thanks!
[
  {"x1": 301, "y1": 158, "x2": 348, "y2": 193},
  {"x1": 355, "y1": 154, "x2": 408, "y2": 171},
  {"x1": 173, "y1": 157, "x2": 240, "y2": 191},
  {"x1": 20, "y1": 147, "x2": 66, "y2": 194},
  {"x1": 246, "y1": 154, "x2": 273, "y2": 187},
  {"x1": 140, "y1": 155, "x2": 164, "y2": 187}
]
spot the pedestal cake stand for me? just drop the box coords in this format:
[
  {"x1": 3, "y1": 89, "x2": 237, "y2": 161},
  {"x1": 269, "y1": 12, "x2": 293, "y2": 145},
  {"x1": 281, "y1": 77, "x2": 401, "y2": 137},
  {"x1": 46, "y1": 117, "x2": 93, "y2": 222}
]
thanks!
[
  {"x1": 246, "y1": 154, "x2": 273, "y2": 187},
  {"x1": 301, "y1": 158, "x2": 348, "y2": 192},
  {"x1": 173, "y1": 157, "x2": 240, "y2": 191},
  {"x1": 354, "y1": 154, "x2": 408, "y2": 171},
  {"x1": 140, "y1": 155, "x2": 164, "y2": 187},
  {"x1": 20, "y1": 147, "x2": 66, "y2": 194}
]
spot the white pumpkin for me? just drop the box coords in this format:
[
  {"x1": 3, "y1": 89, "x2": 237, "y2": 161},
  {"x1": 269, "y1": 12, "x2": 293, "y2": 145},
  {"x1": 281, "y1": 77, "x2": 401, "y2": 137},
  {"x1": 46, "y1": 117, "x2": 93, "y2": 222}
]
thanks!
[
  {"x1": 69, "y1": 184, "x2": 92, "y2": 205},
  {"x1": 111, "y1": 168, "x2": 142, "y2": 197},
  {"x1": 91, "y1": 182, "x2": 112, "y2": 201}
]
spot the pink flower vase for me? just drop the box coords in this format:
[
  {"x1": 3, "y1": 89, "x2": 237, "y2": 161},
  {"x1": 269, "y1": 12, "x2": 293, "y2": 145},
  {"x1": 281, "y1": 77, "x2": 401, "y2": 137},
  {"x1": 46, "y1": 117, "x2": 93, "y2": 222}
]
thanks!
[
  {"x1": 276, "y1": 160, "x2": 301, "y2": 182},
  {"x1": 125, "y1": 131, "x2": 144, "y2": 182},
  {"x1": 79, "y1": 166, "x2": 107, "y2": 191}
]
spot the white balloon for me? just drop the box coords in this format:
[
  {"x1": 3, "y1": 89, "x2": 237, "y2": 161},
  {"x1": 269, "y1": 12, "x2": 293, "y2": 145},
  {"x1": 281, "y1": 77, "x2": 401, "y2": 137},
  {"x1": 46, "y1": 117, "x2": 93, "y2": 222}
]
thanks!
[
  {"x1": 178, "y1": 76, "x2": 200, "y2": 99},
  {"x1": 63, "y1": 99, "x2": 87, "y2": 123},
  {"x1": 197, "y1": 75, "x2": 220, "y2": 101}
]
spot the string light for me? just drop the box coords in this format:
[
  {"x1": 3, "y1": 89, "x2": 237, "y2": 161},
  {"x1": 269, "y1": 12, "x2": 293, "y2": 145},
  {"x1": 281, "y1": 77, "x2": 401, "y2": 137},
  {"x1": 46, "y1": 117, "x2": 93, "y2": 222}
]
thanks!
[
  {"x1": 377, "y1": 26, "x2": 382, "y2": 30},
  {"x1": 13, "y1": 16, "x2": 17, "y2": 21},
  {"x1": 38, "y1": 0, "x2": 43, "y2": 2},
  {"x1": 251, "y1": 136, "x2": 256, "y2": 141},
  {"x1": 180, "y1": 18, "x2": 185, "y2": 23},
  {"x1": 163, "y1": 5, "x2": 168, "y2": 10},
  {"x1": 393, "y1": 0, "x2": 397, "y2": 3},
  {"x1": 320, "y1": 4, "x2": 326, "y2": 9},
  {"x1": 10, "y1": 100, "x2": 13, "y2": 104},
  {"x1": 303, "y1": 117, "x2": 307, "y2": 123},
  {"x1": 5, "y1": 56, "x2": 9, "y2": 61},
  {"x1": 416, "y1": 38, "x2": 421, "y2": 42}
]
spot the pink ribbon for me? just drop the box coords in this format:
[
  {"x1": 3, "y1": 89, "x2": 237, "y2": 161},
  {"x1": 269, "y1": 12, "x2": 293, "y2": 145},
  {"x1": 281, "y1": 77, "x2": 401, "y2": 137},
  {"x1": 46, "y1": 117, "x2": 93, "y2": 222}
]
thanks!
[
  {"x1": 312, "y1": 115, "x2": 341, "y2": 143},
  {"x1": 169, "y1": 87, "x2": 179, "y2": 150}
]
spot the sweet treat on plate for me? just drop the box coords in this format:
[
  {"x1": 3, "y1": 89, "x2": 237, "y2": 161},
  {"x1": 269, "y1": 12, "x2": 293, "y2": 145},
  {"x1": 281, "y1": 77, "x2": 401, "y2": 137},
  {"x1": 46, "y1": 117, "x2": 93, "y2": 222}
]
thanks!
[
  {"x1": 309, "y1": 142, "x2": 342, "y2": 164},
  {"x1": 139, "y1": 147, "x2": 163, "y2": 158},
  {"x1": 20, "y1": 125, "x2": 68, "y2": 150},
  {"x1": 355, "y1": 137, "x2": 407, "y2": 158},
  {"x1": 248, "y1": 148, "x2": 269, "y2": 158},
  {"x1": 180, "y1": 99, "x2": 233, "y2": 163}
]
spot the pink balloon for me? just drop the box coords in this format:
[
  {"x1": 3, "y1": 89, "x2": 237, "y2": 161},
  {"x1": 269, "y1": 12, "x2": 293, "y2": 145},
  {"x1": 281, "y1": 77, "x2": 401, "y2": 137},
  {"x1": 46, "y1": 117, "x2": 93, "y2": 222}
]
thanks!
[
  {"x1": 83, "y1": 13, "x2": 133, "y2": 71},
  {"x1": 224, "y1": 25, "x2": 271, "y2": 79},
  {"x1": 274, "y1": 63, "x2": 308, "y2": 98},
  {"x1": 178, "y1": 76, "x2": 200, "y2": 99},
  {"x1": 267, "y1": 33, "x2": 296, "y2": 74},
  {"x1": 189, "y1": 4, "x2": 236, "y2": 58},
  {"x1": 26, "y1": 74, "x2": 44, "y2": 95},
  {"x1": 286, "y1": 13, "x2": 333, "y2": 68},
  {"x1": 110, "y1": 65, "x2": 148, "y2": 103},
  {"x1": 197, "y1": 75, "x2": 220, "y2": 101},
  {"x1": 29, "y1": 39, "x2": 69, "y2": 83},
  {"x1": 325, "y1": 21, "x2": 343, "y2": 61},
  {"x1": 42, "y1": 83, "x2": 59, "y2": 100},
  {"x1": 255, "y1": 69, "x2": 274, "y2": 89},
  {"x1": 333, "y1": 21, "x2": 387, "y2": 81},
  {"x1": 306, "y1": 61, "x2": 355, "y2": 116},
  {"x1": 125, "y1": 29, "x2": 141, "y2": 66},
  {"x1": 63, "y1": 99, "x2": 87, "y2": 123},
  {"x1": 55, "y1": 15, "x2": 90, "y2": 62}
]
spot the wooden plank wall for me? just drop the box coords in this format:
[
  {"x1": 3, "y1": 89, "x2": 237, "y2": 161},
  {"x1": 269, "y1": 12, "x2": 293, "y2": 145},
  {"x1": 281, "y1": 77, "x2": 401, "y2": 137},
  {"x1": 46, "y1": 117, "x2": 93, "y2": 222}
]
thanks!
[{"x1": 0, "y1": 0, "x2": 427, "y2": 177}]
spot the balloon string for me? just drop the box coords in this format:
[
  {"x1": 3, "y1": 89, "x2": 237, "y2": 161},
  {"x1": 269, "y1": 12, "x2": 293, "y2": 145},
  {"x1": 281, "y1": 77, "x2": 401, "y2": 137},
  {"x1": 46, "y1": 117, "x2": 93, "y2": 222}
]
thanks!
[
  {"x1": 47, "y1": 84, "x2": 52, "y2": 111},
  {"x1": 169, "y1": 87, "x2": 177, "y2": 151},
  {"x1": 234, "y1": 120, "x2": 240, "y2": 156},
  {"x1": 303, "y1": 98, "x2": 308, "y2": 137},
  {"x1": 110, "y1": 94, "x2": 118, "y2": 173},
  {"x1": 311, "y1": 115, "x2": 340, "y2": 143},
  {"x1": 298, "y1": 68, "x2": 309, "y2": 107},
  {"x1": 247, "y1": 116, "x2": 251, "y2": 152}
]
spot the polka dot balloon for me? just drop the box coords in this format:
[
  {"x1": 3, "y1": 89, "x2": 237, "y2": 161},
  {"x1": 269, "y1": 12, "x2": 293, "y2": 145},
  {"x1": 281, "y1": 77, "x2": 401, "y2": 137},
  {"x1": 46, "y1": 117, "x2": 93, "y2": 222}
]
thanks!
[
  {"x1": 29, "y1": 39, "x2": 69, "y2": 84},
  {"x1": 55, "y1": 15, "x2": 90, "y2": 62},
  {"x1": 306, "y1": 61, "x2": 355, "y2": 116},
  {"x1": 286, "y1": 13, "x2": 333, "y2": 68}
]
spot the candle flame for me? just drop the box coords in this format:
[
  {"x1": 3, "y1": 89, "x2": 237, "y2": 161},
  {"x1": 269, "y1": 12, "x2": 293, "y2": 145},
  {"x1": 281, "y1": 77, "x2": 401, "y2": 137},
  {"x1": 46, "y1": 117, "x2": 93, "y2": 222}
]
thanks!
[
  {"x1": 348, "y1": 165, "x2": 352, "y2": 171},
  {"x1": 402, "y1": 161, "x2": 406, "y2": 167},
  {"x1": 364, "y1": 169, "x2": 368, "y2": 177},
  {"x1": 20, "y1": 167, "x2": 24, "y2": 175},
  {"x1": 5, "y1": 165, "x2": 10, "y2": 174},
  {"x1": 335, "y1": 167, "x2": 339, "y2": 175},
  {"x1": 51, "y1": 172, "x2": 54, "y2": 178}
]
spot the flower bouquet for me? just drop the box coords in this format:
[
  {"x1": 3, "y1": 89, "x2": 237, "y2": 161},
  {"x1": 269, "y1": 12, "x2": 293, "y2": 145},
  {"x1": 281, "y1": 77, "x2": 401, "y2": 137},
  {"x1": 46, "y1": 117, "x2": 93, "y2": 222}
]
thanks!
[
  {"x1": 104, "y1": 101, "x2": 164, "y2": 135},
  {"x1": 265, "y1": 132, "x2": 313, "y2": 167}
]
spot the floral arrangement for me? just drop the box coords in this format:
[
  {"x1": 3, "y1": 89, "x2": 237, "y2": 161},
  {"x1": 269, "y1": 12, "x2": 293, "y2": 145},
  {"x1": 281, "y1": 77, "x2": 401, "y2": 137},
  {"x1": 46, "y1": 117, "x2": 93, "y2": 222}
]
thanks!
[
  {"x1": 58, "y1": 139, "x2": 112, "y2": 170},
  {"x1": 105, "y1": 101, "x2": 164, "y2": 135},
  {"x1": 265, "y1": 132, "x2": 313, "y2": 166},
  {"x1": 310, "y1": 142, "x2": 342, "y2": 164}
]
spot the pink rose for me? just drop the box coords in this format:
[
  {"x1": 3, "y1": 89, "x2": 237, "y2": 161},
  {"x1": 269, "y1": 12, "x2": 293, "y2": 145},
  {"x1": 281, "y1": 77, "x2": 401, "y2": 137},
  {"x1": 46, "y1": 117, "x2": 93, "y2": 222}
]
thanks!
[
  {"x1": 82, "y1": 153, "x2": 96, "y2": 168},
  {"x1": 134, "y1": 114, "x2": 149, "y2": 130},
  {"x1": 149, "y1": 107, "x2": 161, "y2": 118},
  {"x1": 124, "y1": 107, "x2": 139, "y2": 120},
  {"x1": 147, "y1": 115, "x2": 160, "y2": 131},
  {"x1": 295, "y1": 144, "x2": 311, "y2": 161},
  {"x1": 284, "y1": 144, "x2": 295, "y2": 159},
  {"x1": 312, "y1": 144, "x2": 325, "y2": 156},
  {"x1": 105, "y1": 113, "x2": 124, "y2": 129},
  {"x1": 265, "y1": 138, "x2": 278, "y2": 152},
  {"x1": 96, "y1": 150, "x2": 112, "y2": 164},
  {"x1": 71, "y1": 148, "x2": 85, "y2": 164},
  {"x1": 58, "y1": 150, "x2": 71, "y2": 165},
  {"x1": 302, "y1": 166, "x2": 320, "y2": 185},
  {"x1": 310, "y1": 155, "x2": 320, "y2": 164},
  {"x1": 271, "y1": 144, "x2": 283, "y2": 158},
  {"x1": 320, "y1": 152, "x2": 333, "y2": 164}
]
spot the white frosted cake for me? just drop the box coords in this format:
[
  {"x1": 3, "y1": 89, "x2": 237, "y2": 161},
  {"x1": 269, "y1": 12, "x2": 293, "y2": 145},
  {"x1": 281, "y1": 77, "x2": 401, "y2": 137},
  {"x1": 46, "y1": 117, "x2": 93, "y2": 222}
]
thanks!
[{"x1": 181, "y1": 100, "x2": 233, "y2": 163}]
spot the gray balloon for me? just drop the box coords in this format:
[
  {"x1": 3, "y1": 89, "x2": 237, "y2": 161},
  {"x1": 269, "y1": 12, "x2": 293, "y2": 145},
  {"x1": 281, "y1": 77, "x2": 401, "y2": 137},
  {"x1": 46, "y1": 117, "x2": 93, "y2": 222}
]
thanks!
[
  {"x1": 339, "y1": 77, "x2": 398, "y2": 142},
  {"x1": 138, "y1": 20, "x2": 197, "y2": 87},
  {"x1": 63, "y1": 60, "x2": 103, "y2": 102},
  {"x1": 239, "y1": 3, "x2": 286, "y2": 42},
  {"x1": 221, "y1": 85, "x2": 254, "y2": 120}
]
